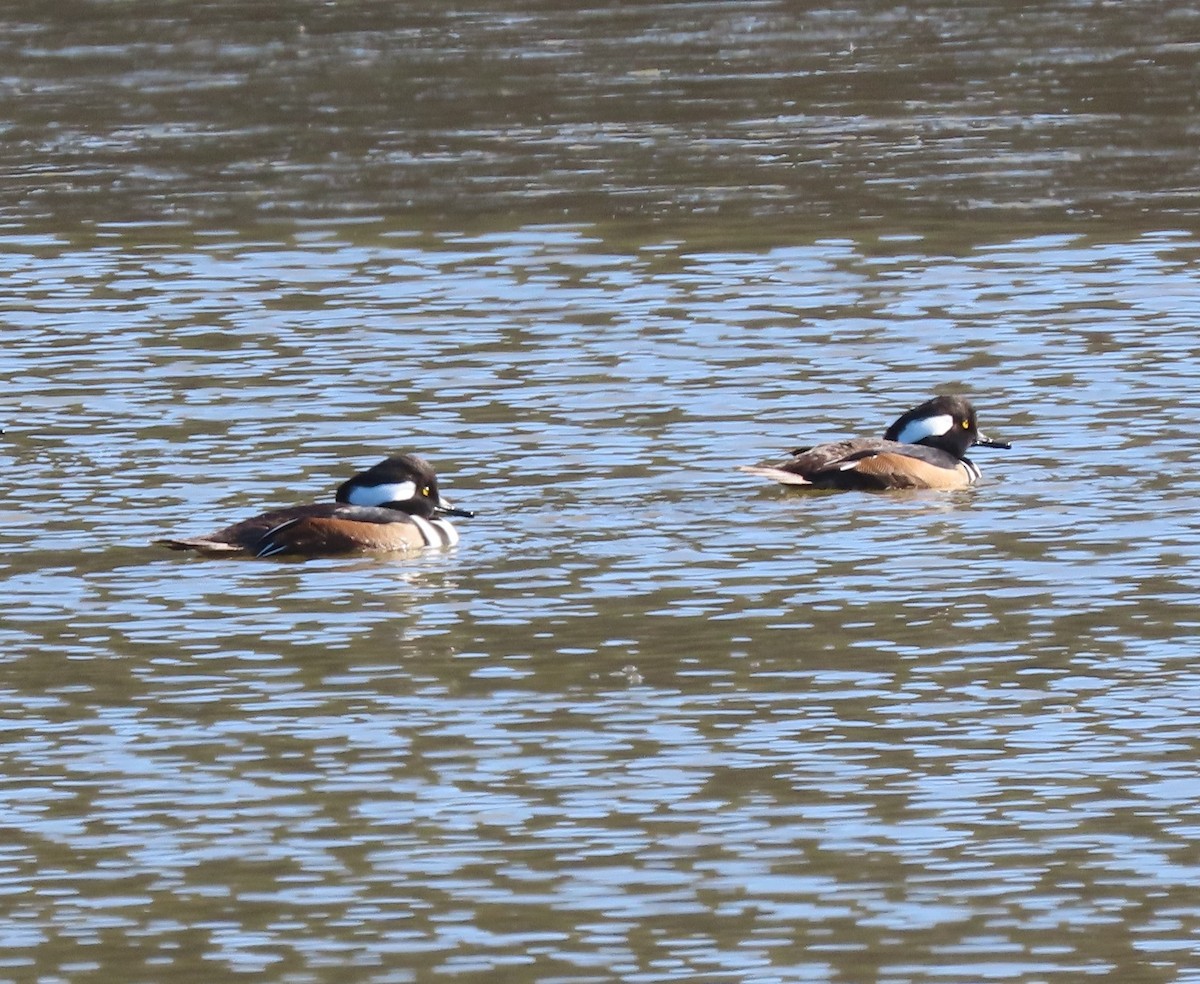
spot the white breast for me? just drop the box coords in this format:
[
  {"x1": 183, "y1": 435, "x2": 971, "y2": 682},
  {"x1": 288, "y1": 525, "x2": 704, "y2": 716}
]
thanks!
[{"x1": 407, "y1": 516, "x2": 459, "y2": 547}]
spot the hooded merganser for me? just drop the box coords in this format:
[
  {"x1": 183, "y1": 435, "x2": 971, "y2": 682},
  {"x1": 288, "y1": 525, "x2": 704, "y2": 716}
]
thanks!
[
  {"x1": 158, "y1": 453, "x2": 473, "y2": 558},
  {"x1": 739, "y1": 395, "x2": 1011, "y2": 491}
]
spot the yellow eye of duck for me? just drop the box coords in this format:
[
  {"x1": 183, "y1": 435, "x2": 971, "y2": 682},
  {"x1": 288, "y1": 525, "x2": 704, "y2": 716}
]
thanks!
[
  {"x1": 961, "y1": 419, "x2": 969, "y2": 429},
  {"x1": 421, "y1": 485, "x2": 432, "y2": 497}
]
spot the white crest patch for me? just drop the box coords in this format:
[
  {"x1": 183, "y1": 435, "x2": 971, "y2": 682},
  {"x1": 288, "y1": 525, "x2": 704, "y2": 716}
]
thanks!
[
  {"x1": 347, "y1": 480, "x2": 417, "y2": 506},
  {"x1": 894, "y1": 413, "x2": 954, "y2": 445}
]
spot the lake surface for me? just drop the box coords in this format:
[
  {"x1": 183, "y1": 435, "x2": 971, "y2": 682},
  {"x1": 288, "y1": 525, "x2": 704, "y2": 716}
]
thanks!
[{"x1": 2, "y1": 3, "x2": 1200, "y2": 982}]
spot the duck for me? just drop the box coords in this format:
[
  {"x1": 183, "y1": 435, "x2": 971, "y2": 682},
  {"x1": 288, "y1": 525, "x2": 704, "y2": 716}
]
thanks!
[
  {"x1": 158, "y1": 453, "x2": 473, "y2": 558},
  {"x1": 739, "y1": 395, "x2": 1010, "y2": 491}
]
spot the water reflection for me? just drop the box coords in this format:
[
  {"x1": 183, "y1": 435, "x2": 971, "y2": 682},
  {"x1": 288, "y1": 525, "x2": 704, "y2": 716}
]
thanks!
[
  {"x1": 1, "y1": 0, "x2": 1198, "y2": 975},
  {"x1": 2, "y1": 221, "x2": 1200, "y2": 979},
  {"x1": 1, "y1": 654, "x2": 1196, "y2": 980}
]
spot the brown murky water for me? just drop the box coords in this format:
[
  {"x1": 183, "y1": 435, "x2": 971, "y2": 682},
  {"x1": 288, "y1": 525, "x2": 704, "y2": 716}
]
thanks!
[
  {"x1": 2, "y1": 3, "x2": 1200, "y2": 982},
  {"x1": 3, "y1": 1, "x2": 1198, "y2": 228}
]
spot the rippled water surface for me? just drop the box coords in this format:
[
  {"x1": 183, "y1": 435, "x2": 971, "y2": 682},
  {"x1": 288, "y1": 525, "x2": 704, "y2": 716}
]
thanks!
[{"x1": 3, "y1": 2, "x2": 1200, "y2": 982}]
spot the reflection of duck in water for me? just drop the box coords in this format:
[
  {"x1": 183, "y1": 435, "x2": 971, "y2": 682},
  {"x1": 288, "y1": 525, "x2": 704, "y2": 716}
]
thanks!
[
  {"x1": 740, "y1": 395, "x2": 1011, "y2": 491},
  {"x1": 158, "y1": 453, "x2": 473, "y2": 558}
]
